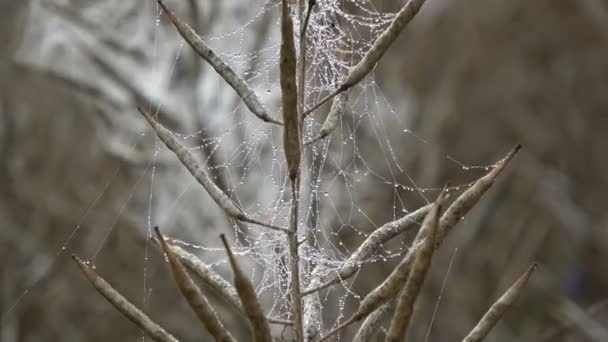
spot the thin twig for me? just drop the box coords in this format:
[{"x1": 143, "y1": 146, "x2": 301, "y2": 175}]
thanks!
[
  {"x1": 155, "y1": 227, "x2": 235, "y2": 342},
  {"x1": 72, "y1": 255, "x2": 180, "y2": 342},
  {"x1": 157, "y1": 0, "x2": 281, "y2": 125},
  {"x1": 462, "y1": 263, "x2": 538, "y2": 342},
  {"x1": 221, "y1": 235, "x2": 273, "y2": 342}
]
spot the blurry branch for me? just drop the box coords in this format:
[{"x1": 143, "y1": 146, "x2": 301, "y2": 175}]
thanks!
[
  {"x1": 155, "y1": 227, "x2": 235, "y2": 342},
  {"x1": 41, "y1": 1, "x2": 147, "y2": 62},
  {"x1": 546, "y1": 296, "x2": 608, "y2": 342},
  {"x1": 72, "y1": 256, "x2": 180, "y2": 342},
  {"x1": 541, "y1": 298, "x2": 608, "y2": 342},
  {"x1": 303, "y1": 0, "x2": 429, "y2": 116},
  {"x1": 157, "y1": 0, "x2": 281, "y2": 125},
  {"x1": 221, "y1": 234, "x2": 273, "y2": 342},
  {"x1": 462, "y1": 264, "x2": 537, "y2": 342}
]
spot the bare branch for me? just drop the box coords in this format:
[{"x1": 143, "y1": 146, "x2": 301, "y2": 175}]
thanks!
[
  {"x1": 72, "y1": 255, "x2": 179, "y2": 342},
  {"x1": 157, "y1": 0, "x2": 281, "y2": 125},
  {"x1": 155, "y1": 227, "x2": 235, "y2": 342},
  {"x1": 303, "y1": 0, "x2": 429, "y2": 115},
  {"x1": 385, "y1": 189, "x2": 442, "y2": 342},
  {"x1": 462, "y1": 263, "x2": 538, "y2": 342},
  {"x1": 221, "y1": 235, "x2": 273, "y2": 342},
  {"x1": 137, "y1": 107, "x2": 288, "y2": 233}
]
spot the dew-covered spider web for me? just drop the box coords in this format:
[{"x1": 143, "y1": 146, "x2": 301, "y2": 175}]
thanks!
[{"x1": 4, "y1": 0, "x2": 499, "y2": 337}]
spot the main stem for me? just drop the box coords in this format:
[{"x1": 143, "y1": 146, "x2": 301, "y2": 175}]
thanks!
[{"x1": 288, "y1": 178, "x2": 304, "y2": 341}]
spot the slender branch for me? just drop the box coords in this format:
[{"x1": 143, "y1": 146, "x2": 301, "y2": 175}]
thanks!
[
  {"x1": 155, "y1": 228, "x2": 235, "y2": 342},
  {"x1": 157, "y1": 0, "x2": 281, "y2": 125},
  {"x1": 72, "y1": 255, "x2": 180, "y2": 342},
  {"x1": 221, "y1": 235, "x2": 273, "y2": 342},
  {"x1": 462, "y1": 264, "x2": 538, "y2": 342},
  {"x1": 303, "y1": 0, "x2": 429, "y2": 116},
  {"x1": 137, "y1": 107, "x2": 288, "y2": 233},
  {"x1": 280, "y1": 1, "x2": 305, "y2": 340}
]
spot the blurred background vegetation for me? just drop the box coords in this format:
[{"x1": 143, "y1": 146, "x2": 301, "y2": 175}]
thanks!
[{"x1": 1, "y1": 0, "x2": 607, "y2": 341}]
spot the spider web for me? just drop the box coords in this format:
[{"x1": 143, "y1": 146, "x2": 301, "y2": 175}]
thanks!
[{"x1": 4, "y1": 0, "x2": 497, "y2": 337}]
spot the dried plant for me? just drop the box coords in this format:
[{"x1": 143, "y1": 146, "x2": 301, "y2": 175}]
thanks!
[{"x1": 72, "y1": 0, "x2": 535, "y2": 341}]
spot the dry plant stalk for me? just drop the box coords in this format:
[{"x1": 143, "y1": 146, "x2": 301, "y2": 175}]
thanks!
[
  {"x1": 462, "y1": 264, "x2": 538, "y2": 342},
  {"x1": 72, "y1": 1, "x2": 534, "y2": 341},
  {"x1": 155, "y1": 227, "x2": 235, "y2": 342},
  {"x1": 221, "y1": 234, "x2": 273, "y2": 342},
  {"x1": 72, "y1": 256, "x2": 180, "y2": 342}
]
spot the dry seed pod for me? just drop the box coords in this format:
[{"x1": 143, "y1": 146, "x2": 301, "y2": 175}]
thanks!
[
  {"x1": 305, "y1": 91, "x2": 348, "y2": 145},
  {"x1": 161, "y1": 242, "x2": 291, "y2": 326},
  {"x1": 157, "y1": 0, "x2": 280, "y2": 125},
  {"x1": 303, "y1": 0, "x2": 428, "y2": 115},
  {"x1": 385, "y1": 196, "x2": 440, "y2": 342},
  {"x1": 137, "y1": 107, "x2": 288, "y2": 232},
  {"x1": 280, "y1": 0, "x2": 301, "y2": 181},
  {"x1": 221, "y1": 235, "x2": 272, "y2": 342},
  {"x1": 462, "y1": 263, "x2": 538, "y2": 342},
  {"x1": 357, "y1": 189, "x2": 444, "y2": 319},
  {"x1": 437, "y1": 144, "x2": 521, "y2": 244},
  {"x1": 318, "y1": 190, "x2": 444, "y2": 342},
  {"x1": 155, "y1": 228, "x2": 235, "y2": 342},
  {"x1": 72, "y1": 255, "x2": 179, "y2": 342},
  {"x1": 353, "y1": 301, "x2": 395, "y2": 342},
  {"x1": 303, "y1": 202, "x2": 434, "y2": 295}
]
